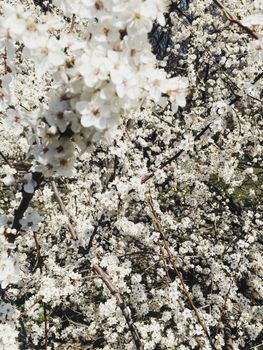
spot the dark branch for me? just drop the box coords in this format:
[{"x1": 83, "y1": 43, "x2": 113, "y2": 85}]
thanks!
[{"x1": 9, "y1": 172, "x2": 44, "y2": 243}]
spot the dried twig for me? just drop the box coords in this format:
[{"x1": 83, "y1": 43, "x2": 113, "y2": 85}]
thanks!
[
  {"x1": 147, "y1": 195, "x2": 217, "y2": 350},
  {"x1": 51, "y1": 180, "x2": 77, "y2": 240},
  {"x1": 92, "y1": 264, "x2": 144, "y2": 350},
  {"x1": 213, "y1": 0, "x2": 259, "y2": 40}
]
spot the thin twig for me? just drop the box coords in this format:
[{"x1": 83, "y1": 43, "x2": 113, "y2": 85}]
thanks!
[
  {"x1": 43, "y1": 302, "x2": 48, "y2": 350},
  {"x1": 51, "y1": 180, "x2": 77, "y2": 240},
  {"x1": 0, "y1": 150, "x2": 12, "y2": 167},
  {"x1": 213, "y1": 0, "x2": 259, "y2": 39},
  {"x1": 87, "y1": 215, "x2": 104, "y2": 253},
  {"x1": 93, "y1": 264, "x2": 144, "y2": 350},
  {"x1": 147, "y1": 195, "x2": 217, "y2": 350},
  {"x1": 65, "y1": 315, "x2": 90, "y2": 328},
  {"x1": 69, "y1": 14, "x2": 76, "y2": 32},
  {"x1": 3, "y1": 47, "x2": 11, "y2": 74}
]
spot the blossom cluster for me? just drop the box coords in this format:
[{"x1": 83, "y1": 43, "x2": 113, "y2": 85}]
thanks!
[{"x1": 0, "y1": 0, "x2": 188, "y2": 177}]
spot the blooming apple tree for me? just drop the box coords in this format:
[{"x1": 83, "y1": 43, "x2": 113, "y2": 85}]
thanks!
[{"x1": 0, "y1": 0, "x2": 262, "y2": 349}]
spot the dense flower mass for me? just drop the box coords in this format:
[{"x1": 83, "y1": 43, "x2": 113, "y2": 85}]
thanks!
[{"x1": 0, "y1": 0, "x2": 262, "y2": 349}]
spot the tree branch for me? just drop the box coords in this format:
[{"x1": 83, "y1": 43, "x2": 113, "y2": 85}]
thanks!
[
  {"x1": 213, "y1": 0, "x2": 259, "y2": 40},
  {"x1": 93, "y1": 264, "x2": 144, "y2": 350},
  {"x1": 51, "y1": 180, "x2": 77, "y2": 240},
  {"x1": 147, "y1": 195, "x2": 217, "y2": 350}
]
